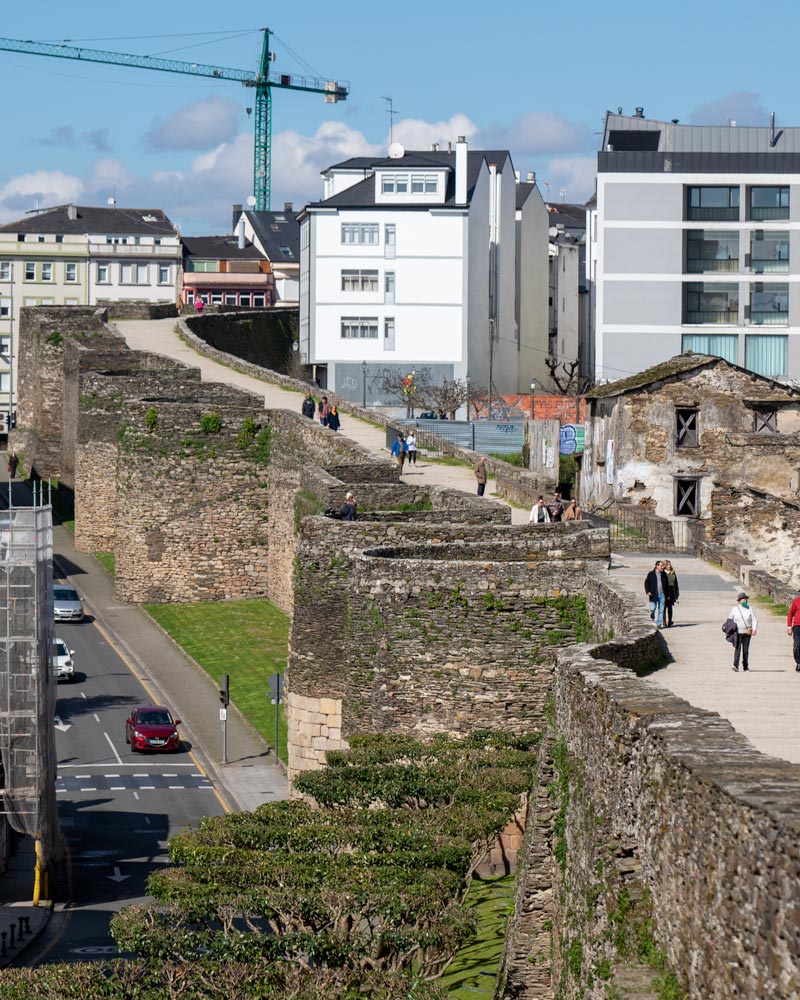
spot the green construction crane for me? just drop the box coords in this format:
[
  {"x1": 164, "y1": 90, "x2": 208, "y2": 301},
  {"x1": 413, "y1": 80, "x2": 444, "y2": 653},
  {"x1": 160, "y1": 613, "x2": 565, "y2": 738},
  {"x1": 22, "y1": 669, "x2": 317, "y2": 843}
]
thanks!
[{"x1": 0, "y1": 28, "x2": 348, "y2": 211}]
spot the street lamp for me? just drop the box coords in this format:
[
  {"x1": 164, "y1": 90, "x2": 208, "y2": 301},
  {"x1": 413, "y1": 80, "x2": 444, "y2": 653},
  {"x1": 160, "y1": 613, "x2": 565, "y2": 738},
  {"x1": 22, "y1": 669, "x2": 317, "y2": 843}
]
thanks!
[
  {"x1": 361, "y1": 360, "x2": 367, "y2": 408},
  {"x1": 0, "y1": 266, "x2": 13, "y2": 436},
  {"x1": 530, "y1": 380, "x2": 536, "y2": 420}
]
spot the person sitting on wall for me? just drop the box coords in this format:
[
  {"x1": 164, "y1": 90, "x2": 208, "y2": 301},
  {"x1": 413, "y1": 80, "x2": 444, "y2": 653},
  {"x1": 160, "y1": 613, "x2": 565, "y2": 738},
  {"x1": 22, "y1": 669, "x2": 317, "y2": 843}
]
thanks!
[
  {"x1": 563, "y1": 498, "x2": 581, "y2": 521},
  {"x1": 340, "y1": 491, "x2": 357, "y2": 521},
  {"x1": 529, "y1": 496, "x2": 551, "y2": 525}
]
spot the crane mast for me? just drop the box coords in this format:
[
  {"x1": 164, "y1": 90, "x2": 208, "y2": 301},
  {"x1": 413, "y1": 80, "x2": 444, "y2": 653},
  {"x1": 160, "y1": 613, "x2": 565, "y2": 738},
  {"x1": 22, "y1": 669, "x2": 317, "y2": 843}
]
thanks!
[{"x1": 0, "y1": 28, "x2": 348, "y2": 210}]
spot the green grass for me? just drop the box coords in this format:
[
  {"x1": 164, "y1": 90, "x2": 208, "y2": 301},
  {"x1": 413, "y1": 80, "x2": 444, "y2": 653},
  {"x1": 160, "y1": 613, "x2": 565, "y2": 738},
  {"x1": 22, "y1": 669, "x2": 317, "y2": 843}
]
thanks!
[
  {"x1": 421, "y1": 454, "x2": 473, "y2": 468},
  {"x1": 95, "y1": 551, "x2": 115, "y2": 576},
  {"x1": 143, "y1": 598, "x2": 290, "y2": 763},
  {"x1": 441, "y1": 875, "x2": 515, "y2": 997},
  {"x1": 753, "y1": 594, "x2": 791, "y2": 617},
  {"x1": 489, "y1": 451, "x2": 524, "y2": 467}
]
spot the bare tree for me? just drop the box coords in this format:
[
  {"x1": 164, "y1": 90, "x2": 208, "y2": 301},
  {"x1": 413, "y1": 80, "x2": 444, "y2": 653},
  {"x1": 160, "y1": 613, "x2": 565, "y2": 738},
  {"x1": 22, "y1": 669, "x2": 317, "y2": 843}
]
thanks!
[
  {"x1": 545, "y1": 356, "x2": 595, "y2": 396},
  {"x1": 417, "y1": 376, "x2": 472, "y2": 420},
  {"x1": 376, "y1": 367, "x2": 432, "y2": 416}
]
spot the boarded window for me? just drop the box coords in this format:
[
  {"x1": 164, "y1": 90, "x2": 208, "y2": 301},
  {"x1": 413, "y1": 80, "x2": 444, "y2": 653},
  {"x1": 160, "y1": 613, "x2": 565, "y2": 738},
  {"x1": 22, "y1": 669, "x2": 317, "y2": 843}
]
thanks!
[
  {"x1": 753, "y1": 408, "x2": 777, "y2": 434},
  {"x1": 675, "y1": 478, "x2": 699, "y2": 517},
  {"x1": 676, "y1": 407, "x2": 699, "y2": 448}
]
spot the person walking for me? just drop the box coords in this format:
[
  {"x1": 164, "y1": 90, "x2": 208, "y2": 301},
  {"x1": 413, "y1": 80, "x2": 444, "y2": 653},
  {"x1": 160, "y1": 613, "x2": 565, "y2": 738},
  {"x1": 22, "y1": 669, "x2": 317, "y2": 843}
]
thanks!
[
  {"x1": 327, "y1": 405, "x2": 341, "y2": 432},
  {"x1": 548, "y1": 491, "x2": 564, "y2": 522},
  {"x1": 644, "y1": 560, "x2": 669, "y2": 628},
  {"x1": 729, "y1": 592, "x2": 758, "y2": 672},
  {"x1": 195, "y1": 296, "x2": 205, "y2": 314},
  {"x1": 406, "y1": 431, "x2": 417, "y2": 466},
  {"x1": 319, "y1": 396, "x2": 331, "y2": 427},
  {"x1": 7, "y1": 453, "x2": 18, "y2": 479},
  {"x1": 474, "y1": 456, "x2": 488, "y2": 497},
  {"x1": 786, "y1": 590, "x2": 800, "y2": 671},
  {"x1": 663, "y1": 559, "x2": 680, "y2": 627},
  {"x1": 563, "y1": 498, "x2": 581, "y2": 521},
  {"x1": 390, "y1": 432, "x2": 407, "y2": 471},
  {"x1": 529, "y1": 496, "x2": 551, "y2": 525},
  {"x1": 340, "y1": 491, "x2": 357, "y2": 521},
  {"x1": 301, "y1": 393, "x2": 316, "y2": 420}
]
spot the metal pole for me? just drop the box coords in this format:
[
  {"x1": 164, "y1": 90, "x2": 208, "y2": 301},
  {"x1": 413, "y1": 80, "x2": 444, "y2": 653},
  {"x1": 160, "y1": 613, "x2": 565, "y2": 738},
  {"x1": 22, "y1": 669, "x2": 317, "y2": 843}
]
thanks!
[
  {"x1": 274, "y1": 674, "x2": 281, "y2": 766},
  {"x1": 222, "y1": 714, "x2": 227, "y2": 765},
  {"x1": 361, "y1": 361, "x2": 367, "y2": 408}
]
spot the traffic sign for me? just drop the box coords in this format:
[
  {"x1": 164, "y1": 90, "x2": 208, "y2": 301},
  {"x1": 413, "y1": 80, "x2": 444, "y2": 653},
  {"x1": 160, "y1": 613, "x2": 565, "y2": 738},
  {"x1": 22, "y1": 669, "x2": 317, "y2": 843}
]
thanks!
[{"x1": 219, "y1": 708, "x2": 227, "y2": 721}]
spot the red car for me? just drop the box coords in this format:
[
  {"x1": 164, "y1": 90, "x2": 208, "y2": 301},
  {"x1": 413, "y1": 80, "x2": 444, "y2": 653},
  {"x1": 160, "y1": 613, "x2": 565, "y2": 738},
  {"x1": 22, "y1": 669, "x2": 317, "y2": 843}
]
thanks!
[{"x1": 125, "y1": 705, "x2": 182, "y2": 753}]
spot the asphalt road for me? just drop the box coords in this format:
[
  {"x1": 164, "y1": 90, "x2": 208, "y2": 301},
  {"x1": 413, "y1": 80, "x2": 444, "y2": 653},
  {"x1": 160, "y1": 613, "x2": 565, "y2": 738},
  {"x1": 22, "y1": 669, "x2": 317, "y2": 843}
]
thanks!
[{"x1": 27, "y1": 575, "x2": 226, "y2": 966}]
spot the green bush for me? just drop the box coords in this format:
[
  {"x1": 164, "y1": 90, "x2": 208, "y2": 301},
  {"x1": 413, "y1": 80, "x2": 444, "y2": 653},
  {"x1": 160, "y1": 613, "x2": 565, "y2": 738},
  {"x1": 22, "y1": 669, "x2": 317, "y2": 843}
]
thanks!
[
  {"x1": 144, "y1": 406, "x2": 158, "y2": 433},
  {"x1": 200, "y1": 412, "x2": 223, "y2": 434}
]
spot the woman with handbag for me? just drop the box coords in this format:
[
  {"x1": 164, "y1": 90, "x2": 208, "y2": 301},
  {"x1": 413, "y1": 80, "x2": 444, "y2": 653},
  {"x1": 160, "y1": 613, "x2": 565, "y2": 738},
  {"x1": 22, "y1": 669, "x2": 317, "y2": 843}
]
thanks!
[{"x1": 728, "y1": 592, "x2": 758, "y2": 672}]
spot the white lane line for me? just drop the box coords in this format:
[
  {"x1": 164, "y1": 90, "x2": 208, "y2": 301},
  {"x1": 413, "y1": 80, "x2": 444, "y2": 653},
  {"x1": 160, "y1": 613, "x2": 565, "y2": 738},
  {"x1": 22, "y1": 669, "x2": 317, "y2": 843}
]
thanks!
[
  {"x1": 140, "y1": 786, "x2": 155, "y2": 790},
  {"x1": 110, "y1": 787, "x2": 126, "y2": 791},
  {"x1": 133, "y1": 773, "x2": 149, "y2": 778},
  {"x1": 93, "y1": 713, "x2": 100, "y2": 722},
  {"x1": 133, "y1": 792, "x2": 139, "y2": 800},
  {"x1": 58, "y1": 763, "x2": 197, "y2": 768},
  {"x1": 75, "y1": 774, "x2": 91, "y2": 779},
  {"x1": 162, "y1": 774, "x2": 178, "y2": 777},
  {"x1": 103, "y1": 732, "x2": 123, "y2": 766},
  {"x1": 80, "y1": 787, "x2": 97, "y2": 792},
  {"x1": 80, "y1": 692, "x2": 87, "y2": 699},
  {"x1": 56, "y1": 788, "x2": 66, "y2": 793},
  {"x1": 168, "y1": 785, "x2": 184, "y2": 790},
  {"x1": 106, "y1": 774, "x2": 120, "y2": 778},
  {"x1": 144, "y1": 817, "x2": 151, "y2": 825}
]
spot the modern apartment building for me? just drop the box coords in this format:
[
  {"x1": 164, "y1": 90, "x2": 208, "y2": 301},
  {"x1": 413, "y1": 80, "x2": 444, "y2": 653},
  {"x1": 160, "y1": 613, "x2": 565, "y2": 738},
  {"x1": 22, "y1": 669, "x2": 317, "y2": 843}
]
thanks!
[
  {"x1": 593, "y1": 112, "x2": 800, "y2": 384},
  {"x1": 298, "y1": 139, "x2": 528, "y2": 402},
  {"x1": 0, "y1": 205, "x2": 180, "y2": 425}
]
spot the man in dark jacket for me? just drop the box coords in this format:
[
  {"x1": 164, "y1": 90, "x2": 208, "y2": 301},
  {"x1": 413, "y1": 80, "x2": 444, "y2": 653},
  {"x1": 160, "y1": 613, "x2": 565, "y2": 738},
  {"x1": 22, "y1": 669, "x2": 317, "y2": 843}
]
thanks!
[
  {"x1": 644, "y1": 560, "x2": 669, "y2": 629},
  {"x1": 301, "y1": 393, "x2": 316, "y2": 419},
  {"x1": 340, "y1": 491, "x2": 357, "y2": 521}
]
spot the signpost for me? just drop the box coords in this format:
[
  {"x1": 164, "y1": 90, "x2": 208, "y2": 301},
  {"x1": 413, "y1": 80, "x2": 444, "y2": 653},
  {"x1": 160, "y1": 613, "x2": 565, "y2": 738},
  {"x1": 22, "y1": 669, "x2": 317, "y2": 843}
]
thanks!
[{"x1": 268, "y1": 672, "x2": 283, "y2": 766}]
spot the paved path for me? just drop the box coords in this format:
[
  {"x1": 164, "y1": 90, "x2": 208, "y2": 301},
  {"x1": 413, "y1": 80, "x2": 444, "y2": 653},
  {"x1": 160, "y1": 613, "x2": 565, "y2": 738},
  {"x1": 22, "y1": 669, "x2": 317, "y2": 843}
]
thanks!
[
  {"x1": 609, "y1": 552, "x2": 800, "y2": 764},
  {"x1": 116, "y1": 319, "x2": 530, "y2": 525}
]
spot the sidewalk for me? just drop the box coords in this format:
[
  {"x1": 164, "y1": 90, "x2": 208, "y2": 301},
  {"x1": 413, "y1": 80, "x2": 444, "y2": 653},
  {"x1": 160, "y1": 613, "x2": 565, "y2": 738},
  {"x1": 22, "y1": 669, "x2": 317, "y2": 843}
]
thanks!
[
  {"x1": 116, "y1": 318, "x2": 531, "y2": 525},
  {"x1": 608, "y1": 552, "x2": 800, "y2": 764},
  {"x1": 0, "y1": 837, "x2": 53, "y2": 969}
]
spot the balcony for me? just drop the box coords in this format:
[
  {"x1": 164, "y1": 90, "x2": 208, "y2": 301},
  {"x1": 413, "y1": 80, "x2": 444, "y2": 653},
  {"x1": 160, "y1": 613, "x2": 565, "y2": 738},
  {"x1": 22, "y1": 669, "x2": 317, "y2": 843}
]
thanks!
[
  {"x1": 88, "y1": 243, "x2": 180, "y2": 257},
  {"x1": 749, "y1": 258, "x2": 789, "y2": 273},
  {"x1": 749, "y1": 206, "x2": 789, "y2": 222},
  {"x1": 686, "y1": 206, "x2": 739, "y2": 222},
  {"x1": 686, "y1": 258, "x2": 738, "y2": 273},
  {"x1": 748, "y1": 310, "x2": 788, "y2": 326},
  {"x1": 684, "y1": 310, "x2": 739, "y2": 324}
]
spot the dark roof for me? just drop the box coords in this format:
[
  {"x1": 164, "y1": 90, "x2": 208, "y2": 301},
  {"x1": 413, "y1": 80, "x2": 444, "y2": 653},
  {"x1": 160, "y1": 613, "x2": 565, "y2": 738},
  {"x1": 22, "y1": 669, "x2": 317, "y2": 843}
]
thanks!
[
  {"x1": 547, "y1": 203, "x2": 587, "y2": 228},
  {"x1": 181, "y1": 236, "x2": 263, "y2": 261},
  {"x1": 586, "y1": 353, "x2": 800, "y2": 400},
  {"x1": 307, "y1": 149, "x2": 511, "y2": 210},
  {"x1": 243, "y1": 210, "x2": 300, "y2": 262},
  {"x1": 516, "y1": 182, "x2": 537, "y2": 210},
  {"x1": 0, "y1": 204, "x2": 176, "y2": 236}
]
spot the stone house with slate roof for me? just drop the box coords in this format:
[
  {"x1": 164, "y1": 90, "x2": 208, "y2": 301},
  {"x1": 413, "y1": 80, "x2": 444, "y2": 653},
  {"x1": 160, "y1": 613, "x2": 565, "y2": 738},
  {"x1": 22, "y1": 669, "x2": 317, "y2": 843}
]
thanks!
[
  {"x1": 579, "y1": 353, "x2": 800, "y2": 529},
  {"x1": 297, "y1": 139, "x2": 546, "y2": 402}
]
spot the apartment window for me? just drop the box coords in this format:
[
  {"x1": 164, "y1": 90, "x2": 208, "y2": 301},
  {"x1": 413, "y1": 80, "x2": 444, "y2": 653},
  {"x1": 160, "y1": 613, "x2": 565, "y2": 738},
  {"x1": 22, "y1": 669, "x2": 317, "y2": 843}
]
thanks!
[
  {"x1": 749, "y1": 231, "x2": 789, "y2": 273},
  {"x1": 97, "y1": 263, "x2": 109, "y2": 283},
  {"x1": 747, "y1": 283, "x2": 788, "y2": 325},
  {"x1": 0, "y1": 262, "x2": 9, "y2": 281},
  {"x1": 210, "y1": 292, "x2": 223, "y2": 304},
  {"x1": 24, "y1": 262, "x2": 36, "y2": 281},
  {"x1": 120, "y1": 263, "x2": 148, "y2": 284},
  {"x1": 384, "y1": 317, "x2": 395, "y2": 350},
  {"x1": 0, "y1": 372, "x2": 8, "y2": 393},
  {"x1": 745, "y1": 334, "x2": 788, "y2": 377},
  {"x1": 55, "y1": 235, "x2": 63, "y2": 244},
  {"x1": 341, "y1": 316, "x2": 379, "y2": 339},
  {"x1": 681, "y1": 333, "x2": 738, "y2": 363},
  {"x1": 686, "y1": 186, "x2": 739, "y2": 221},
  {"x1": 239, "y1": 293, "x2": 251, "y2": 307},
  {"x1": 0, "y1": 335, "x2": 9, "y2": 353},
  {"x1": 188, "y1": 261, "x2": 218, "y2": 273},
  {"x1": 685, "y1": 231, "x2": 739, "y2": 272},
  {"x1": 225, "y1": 293, "x2": 237, "y2": 305},
  {"x1": 17, "y1": 234, "x2": 25, "y2": 242},
  {"x1": 185, "y1": 290, "x2": 195, "y2": 304},
  {"x1": 753, "y1": 407, "x2": 777, "y2": 434},
  {"x1": 683, "y1": 282, "x2": 739, "y2": 324},
  {"x1": 0, "y1": 299, "x2": 9, "y2": 319},
  {"x1": 341, "y1": 269, "x2": 378, "y2": 292},
  {"x1": 65, "y1": 298, "x2": 78, "y2": 306},
  {"x1": 40, "y1": 262, "x2": 53, "y2": 282},
  {"x1": 381, "y1": 174, "x2": 409, "y2": 194},
  {"x1": 341, "y1": 223, "x2": 379, "y2": 245},
  {"x1": 158, "y1": 264, "x2": 170, "y2": 284},
  {"x1": 279, "y1": 246, "x2": 293, "y2": 258},
  {"x1": 412, "y1": 174, "x2": 437, "y2": 193},
  {"x1": 385, "y1": 271, "x2": 395, "y2": 303},
  {"x1": 37, "y1": 235, "x2": 46, "y2": 243},
  {"x1": 384, "y1": 223, "x2": 396, "y2": 259},
  {"x1": 252, "y1": 293, "x2": 265, "y2": 307},
  {"x1": 106, "y1": 236, "x2": 129, "y2": 245},
  {"x1": 749, "y1": 186, "x2": 789, "y2": 221},
  {"x1": 65, "y1": 262, "x2": 78, "y2": 282},
  {"x1": 155, "y1": 238, "x2": 162, "y2": 245},
  {"x1": 675, "y1": 478, "x2": 700, "y2": 517},
  {"x1": 676, "y1": 407, "x2": 699, "y2": 448}
]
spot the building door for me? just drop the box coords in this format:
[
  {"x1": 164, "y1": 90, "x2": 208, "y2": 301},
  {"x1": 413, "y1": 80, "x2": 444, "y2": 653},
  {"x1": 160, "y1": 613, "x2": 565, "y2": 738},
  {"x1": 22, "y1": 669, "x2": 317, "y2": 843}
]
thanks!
[{"x1": 384, "y1": 271, "x2": 395, "y2": 304}]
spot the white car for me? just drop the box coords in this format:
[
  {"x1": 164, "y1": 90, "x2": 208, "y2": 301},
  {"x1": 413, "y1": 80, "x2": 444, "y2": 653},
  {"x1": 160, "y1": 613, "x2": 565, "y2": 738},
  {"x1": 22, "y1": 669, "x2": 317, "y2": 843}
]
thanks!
[{"x1": 53, "y1": 638, "x2": 75, "y2": 682}]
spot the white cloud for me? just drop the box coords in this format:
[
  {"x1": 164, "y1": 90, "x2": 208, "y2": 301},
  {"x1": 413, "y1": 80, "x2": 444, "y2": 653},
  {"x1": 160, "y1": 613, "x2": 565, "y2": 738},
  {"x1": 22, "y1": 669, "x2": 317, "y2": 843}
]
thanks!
[
  {"x1": 144, "y1": 95, "x2": 243, "y2": 152},
  {"x1": 537, "y1": 156, "x2": 596, "y2": 204},
  {"x1": 0, "y1": 170, "x2": 83, "y2": 215},
  {"x1": 479, "y1": 112, "x2": 592, "y2": 157},
  {"x1": 689, "y1": 92, "x2": 768, "y2": 127},
  {"x1": 391, "y1": 113, "x2": 478, "y2": 151}
]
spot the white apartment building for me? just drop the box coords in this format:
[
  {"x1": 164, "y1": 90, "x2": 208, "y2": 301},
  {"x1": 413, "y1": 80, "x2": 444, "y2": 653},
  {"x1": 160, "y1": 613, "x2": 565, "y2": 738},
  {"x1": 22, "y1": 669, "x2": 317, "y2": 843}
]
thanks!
[
  {"x1": 0, "y1": 205, "x2": 180, "y2": 425},
  {"x1": 594, "y1": 111, "x2": 800, "y2": 384},
  {"x1": 298, "y1": 139, "x2": 526, "y2": 402}
]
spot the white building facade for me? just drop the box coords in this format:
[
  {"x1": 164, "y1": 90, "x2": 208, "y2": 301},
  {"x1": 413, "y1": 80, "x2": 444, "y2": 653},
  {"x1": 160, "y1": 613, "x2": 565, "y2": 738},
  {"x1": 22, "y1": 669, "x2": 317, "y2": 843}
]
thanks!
[
  {"x1": 594, "y1": 112, "x2": 800, "y2": 384},
  {"x1": 299, "y1": 140, "x2": 522, "y2": 402}
]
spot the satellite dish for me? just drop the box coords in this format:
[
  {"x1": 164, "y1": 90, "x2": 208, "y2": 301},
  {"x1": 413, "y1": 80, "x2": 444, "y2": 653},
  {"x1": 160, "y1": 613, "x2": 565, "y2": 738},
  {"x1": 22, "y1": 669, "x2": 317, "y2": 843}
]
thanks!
[
  {"x1": 387, "y1": 142, "x2": 405, "y2": 159},
  {"x1": 107, "y1": 196, "x2": 116, "y2": 206},
  {"x1": 548, "y1": 226, "x2": 559, "y2": 238},
  {"x1": 246, "y1": 195, "x2": 257, "y2": 207}
]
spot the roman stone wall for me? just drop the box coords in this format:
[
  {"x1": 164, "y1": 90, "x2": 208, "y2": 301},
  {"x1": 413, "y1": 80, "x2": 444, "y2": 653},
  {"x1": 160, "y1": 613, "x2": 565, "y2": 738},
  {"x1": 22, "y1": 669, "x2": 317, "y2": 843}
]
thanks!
[
  {"x1": 13, "y1": 306, "x2": 109, "y2": 477},
  {"x1": 708, "y1": 483, "x2": 800, "y2": 590},
  {"x1": 287, "y1": 522, "x2": 609, "y2": 778},
  {"x1": 97, "y1": 300, "x2": 178, "y2": 320},
  {"x1": 114, "y1": 390, "x2": 272, "y2": 603},
  {"x1": 184, "y1": 309, "x2": 298, "y2": 374}
]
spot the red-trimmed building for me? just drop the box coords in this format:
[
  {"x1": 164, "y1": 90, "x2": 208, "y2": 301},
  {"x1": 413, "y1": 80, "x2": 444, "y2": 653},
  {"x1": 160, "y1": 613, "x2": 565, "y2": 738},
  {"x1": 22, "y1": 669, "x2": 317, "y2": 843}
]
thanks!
[{"x1": 180, "y1": 235, "x2": 273, "y2": 309}]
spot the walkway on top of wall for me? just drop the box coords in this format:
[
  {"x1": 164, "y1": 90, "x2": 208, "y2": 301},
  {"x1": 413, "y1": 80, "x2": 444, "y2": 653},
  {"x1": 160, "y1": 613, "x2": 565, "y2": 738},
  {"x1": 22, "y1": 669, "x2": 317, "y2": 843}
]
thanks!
[
  {"x1": 608, "y1": 552, "x2": 800, "y2": 765},
  {"x1": 116, "y1": 318, "x2": 530, "y2": 526}
]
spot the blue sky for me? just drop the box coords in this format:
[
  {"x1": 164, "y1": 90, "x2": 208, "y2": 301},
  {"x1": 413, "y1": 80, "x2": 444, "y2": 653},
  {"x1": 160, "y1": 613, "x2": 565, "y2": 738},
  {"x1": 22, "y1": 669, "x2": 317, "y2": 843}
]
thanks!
[{"x1": 0, "y1": 0, "x2": 793, "y2": 234}]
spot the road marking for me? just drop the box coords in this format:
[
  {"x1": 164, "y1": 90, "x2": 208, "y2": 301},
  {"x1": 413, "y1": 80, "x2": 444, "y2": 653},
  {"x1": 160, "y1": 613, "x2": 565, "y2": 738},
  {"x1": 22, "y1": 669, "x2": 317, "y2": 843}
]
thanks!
[
  {"x1": 107, "y1": 866, "x2": 130, "y2": 883},
  {"x1": 140, "y1": 786, "x2": 155, "y2": 790},
  {"x1": 54, "y1": 716, "x2": 72, "y2": 733},
  {"x1": 144, "y1": 817, "x2": 151, "y2": 825},
  {"x1": 110, "y1": 786, "x2": 125, "y2": 791},
  {"x1": 80, "y1": 787, "x2": 97, "y2": 792},
  {"x1": 58, "y1": 763, "x2": 199, "y2": 768},
  {"x1": 133, "y1": 792, "x2": 139, "y2": 800},
  {"x1": 75, "y1": 774, "x2": 91, "y2": 779},
  {"x1": 93, "y1": 713, "x2": 100, "y2": 722},
  {"x1": 106, "y1": 774, "x2": 120, "y2": 778},
  {"x1": 80, "y1": 692, "x2": 87, "y2": 699},
  {"x1": 103, "y1": 732, "x2": 123, "y2": 765},
  {"x1": 168, "y1": 785, "x2": 184, "y2": 790}
]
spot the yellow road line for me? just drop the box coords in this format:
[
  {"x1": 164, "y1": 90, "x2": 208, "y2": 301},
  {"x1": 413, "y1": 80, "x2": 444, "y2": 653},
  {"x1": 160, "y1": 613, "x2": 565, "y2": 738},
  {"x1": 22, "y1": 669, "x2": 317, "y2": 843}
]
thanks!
[{"x1": 90, "y1": 618, "x2": 231, "y2": 815}]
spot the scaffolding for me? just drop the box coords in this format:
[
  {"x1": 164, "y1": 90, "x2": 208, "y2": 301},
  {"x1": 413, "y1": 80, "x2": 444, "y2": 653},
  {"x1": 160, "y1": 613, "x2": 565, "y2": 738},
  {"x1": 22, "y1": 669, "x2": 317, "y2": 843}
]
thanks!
[{"x1": 0, "y1": 491, "x2": 62, "y2": 879}]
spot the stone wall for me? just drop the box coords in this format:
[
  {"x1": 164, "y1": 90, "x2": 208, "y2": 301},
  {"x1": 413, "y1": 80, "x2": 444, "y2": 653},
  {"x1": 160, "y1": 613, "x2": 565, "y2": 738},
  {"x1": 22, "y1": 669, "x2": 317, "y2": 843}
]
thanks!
[
  {"x1": 287, "y1": 521, "x2": 609, "y2": 778},
  {"x1": 544, "y1": 572, "x2": 800, "y2": 1000},
  {"x1": 184, "y1": 309, "x2": 298, "y2": 374},
  {"x1": 708, "y1": 483, "x2": 800, "y2": 590},
  {"x1": 97, "y1": 300, "x2": 178, "y2": 320}
]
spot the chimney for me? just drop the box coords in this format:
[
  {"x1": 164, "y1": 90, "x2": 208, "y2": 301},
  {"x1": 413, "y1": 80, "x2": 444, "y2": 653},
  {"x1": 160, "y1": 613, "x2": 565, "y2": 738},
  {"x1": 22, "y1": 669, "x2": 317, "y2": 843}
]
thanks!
[
  {"x1": 283, "y1": 202, "x2": 293, "y2": 212},
  {"x1": 238, "y1": 218, "x2": 246, "y2": 250},
  {"x1": 634, "y1": 106, "x2": 645, "y2": 118},
  {"x1": 455, "y1": 136, "x2": 468, "y2": 206},
  {"x1": 232, "y1": 202, "x2": 243, "y2": 232},
  {"x1": 431, "y1": 142, "x2": 439, "y2": 152},
  {"x1": 527, "y1": 171, "x2": 535, "y2": 183},
  {"x1": 67, "y1": 204, "x2": 77, "y2": 221}
]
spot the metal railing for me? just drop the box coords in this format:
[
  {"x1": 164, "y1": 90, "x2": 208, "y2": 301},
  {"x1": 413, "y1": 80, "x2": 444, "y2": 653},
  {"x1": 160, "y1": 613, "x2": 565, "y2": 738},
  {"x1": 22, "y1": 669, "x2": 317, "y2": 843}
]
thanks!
[{"x1": 584, "y1": 501, "x2": 696, "y2": 553}]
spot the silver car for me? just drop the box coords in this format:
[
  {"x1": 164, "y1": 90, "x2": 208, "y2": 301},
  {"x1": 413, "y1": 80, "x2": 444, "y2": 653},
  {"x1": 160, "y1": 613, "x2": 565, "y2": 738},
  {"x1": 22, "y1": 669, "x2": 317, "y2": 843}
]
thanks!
[
  {"x1": 53, "y1": 638, "x2": 75, "y2": 682},
  {"x1": 53, "y1": 585, "x2": 84, "y2": 623}
]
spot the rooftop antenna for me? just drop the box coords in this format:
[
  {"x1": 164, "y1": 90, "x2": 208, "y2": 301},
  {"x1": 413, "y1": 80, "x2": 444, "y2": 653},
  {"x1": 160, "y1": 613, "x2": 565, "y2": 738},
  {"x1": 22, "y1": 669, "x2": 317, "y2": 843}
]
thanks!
[{"x1": 381, "y1": 95, "x2": 398, "y2": 145}]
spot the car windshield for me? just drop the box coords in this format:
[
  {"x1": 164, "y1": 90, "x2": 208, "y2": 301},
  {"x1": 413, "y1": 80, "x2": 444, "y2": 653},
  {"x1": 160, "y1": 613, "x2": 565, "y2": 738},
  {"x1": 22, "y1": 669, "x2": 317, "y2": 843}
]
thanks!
[
  {"x1": 55, "y1": 641, "x2": 68, "y2": 657},
  {"x1": 54, "y1": 587, "x2": 79, "y2": 602},
  {"x1": 138, "y1": 711, "x2": 172, "y2": 726}
]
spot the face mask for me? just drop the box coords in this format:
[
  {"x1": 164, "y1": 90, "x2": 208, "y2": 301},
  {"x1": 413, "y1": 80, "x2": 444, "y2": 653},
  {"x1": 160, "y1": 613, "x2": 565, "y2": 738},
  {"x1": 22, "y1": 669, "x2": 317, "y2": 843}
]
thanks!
[{"x1": 742, "y1": 601, "x2": 749, "y2": 609}]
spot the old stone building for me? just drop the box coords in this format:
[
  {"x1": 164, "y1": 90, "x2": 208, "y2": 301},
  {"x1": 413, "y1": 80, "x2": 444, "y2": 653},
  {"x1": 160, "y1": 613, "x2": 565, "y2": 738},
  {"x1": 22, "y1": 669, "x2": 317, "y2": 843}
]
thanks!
[{"x1": 580, "y1": 353, "x2": 800, "y2": 526}]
